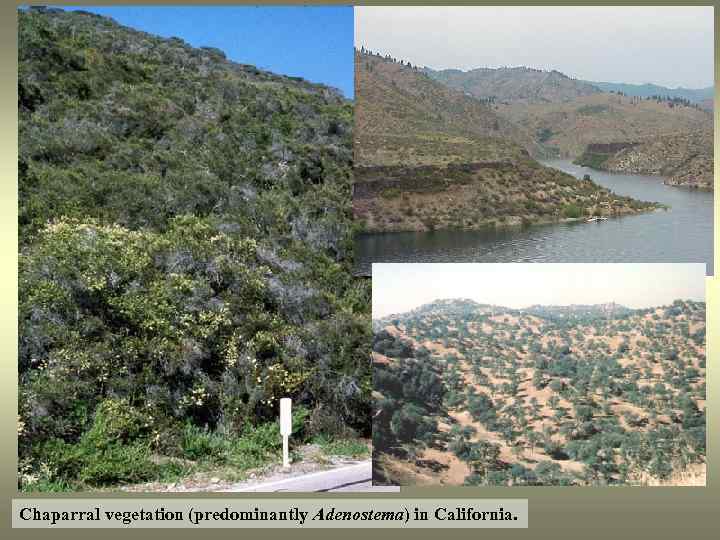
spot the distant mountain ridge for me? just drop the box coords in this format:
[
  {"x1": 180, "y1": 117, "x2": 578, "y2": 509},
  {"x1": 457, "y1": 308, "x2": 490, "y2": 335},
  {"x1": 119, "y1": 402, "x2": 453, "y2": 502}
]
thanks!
[
  {"x1": 375, "y1": 298, "x2": 638, "y2": 326},
  {"x1": 523, "y1": 302, "x2": 634, "y2": 322},
  {"x1": 422, "y1": 64, "x2": 713, "y2": 107},
  {"x1": 584, "y1": 81, "x2": 714, "y2": 105},
  {"x1": 424, "y1": 65, "x2": 600, "y2": 104}
]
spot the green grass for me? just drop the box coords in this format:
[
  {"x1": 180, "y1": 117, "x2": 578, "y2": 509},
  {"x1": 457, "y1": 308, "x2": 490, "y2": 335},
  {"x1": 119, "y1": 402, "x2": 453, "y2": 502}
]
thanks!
[
  {"x1": 20, "y1": 406, "x2": 312, "y2": 492},
  {"x1": 574, "y1": 152, "x2": 611, "y2": 170},
  {"x1": 181, "y1": 422, "x2": 282, "y2": 470},
  {"x1": 313, "y1": 435, "x2": 369, "y2": 458},
  {"x1": 576, "y1": 104, "x2": 610, "y2": 116},
  {"x1": 381, "y1": 188, "x2": 401, "y2": 199},
  {"x1": 561, "y1": 204, "x2": 584, "y2": 219}
]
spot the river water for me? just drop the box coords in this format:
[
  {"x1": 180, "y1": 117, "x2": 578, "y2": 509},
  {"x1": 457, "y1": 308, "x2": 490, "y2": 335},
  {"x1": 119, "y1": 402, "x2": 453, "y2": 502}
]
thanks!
[{"x1": 354, "y1": 159, "x2": 713, "y2": 275}]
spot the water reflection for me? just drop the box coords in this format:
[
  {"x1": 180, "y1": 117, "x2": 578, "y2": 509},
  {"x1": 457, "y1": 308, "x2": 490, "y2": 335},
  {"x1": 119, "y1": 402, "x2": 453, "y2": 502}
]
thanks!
[{"x1": 354, "y1": 160, "x2": 713, "y2": 275}]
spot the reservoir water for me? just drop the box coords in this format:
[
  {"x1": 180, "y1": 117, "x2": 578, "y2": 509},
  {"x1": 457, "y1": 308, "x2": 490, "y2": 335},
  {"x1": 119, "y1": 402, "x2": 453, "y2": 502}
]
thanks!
[{"x1": 354, "y1": 159, "x2": 714, "y2": 275}]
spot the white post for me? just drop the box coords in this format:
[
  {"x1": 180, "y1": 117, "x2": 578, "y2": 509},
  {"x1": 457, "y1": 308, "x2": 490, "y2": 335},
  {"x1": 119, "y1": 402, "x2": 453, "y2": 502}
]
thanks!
[
  {"x1": 280, "y1": 398, "x2": 292, "y2": 468},
  {"x1": 282, "y1": 434, "x2": 289, "y2": 468}
]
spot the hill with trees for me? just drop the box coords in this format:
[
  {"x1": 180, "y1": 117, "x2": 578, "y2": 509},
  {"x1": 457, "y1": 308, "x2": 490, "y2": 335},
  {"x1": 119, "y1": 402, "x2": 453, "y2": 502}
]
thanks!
[
  {"x1": 425, "y1": 66, "x2": 601, "y2": 105},
  {"x1": 18, "y1": 7, "x2": 370, "y2": 491},
  {"x1": 422, "y1": 64, "x2": 713, "y2": 190},
  {"x1": 583, "y1": 81, "x2": 713, "y2": 107},
  {"x1": 353, "y1": 49, "x2": 660, "y2": 233},
  {"x1": 373, "y1": 299, "x2": 706, "y2": 486}
]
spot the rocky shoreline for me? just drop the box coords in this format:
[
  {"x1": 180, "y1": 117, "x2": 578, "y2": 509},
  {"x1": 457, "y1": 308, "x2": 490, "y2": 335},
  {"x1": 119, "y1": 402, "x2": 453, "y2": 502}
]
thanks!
[
  {"x1": 576, "y1": 131, "x2": 713, "y2": 191},
  {"x1": 357, "y1": 204, "x2": 660, "y2": 234}
]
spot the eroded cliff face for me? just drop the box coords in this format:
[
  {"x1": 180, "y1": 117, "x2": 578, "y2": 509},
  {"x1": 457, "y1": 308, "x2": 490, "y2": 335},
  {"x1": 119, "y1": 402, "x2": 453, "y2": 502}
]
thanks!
[
  {"x1": 605, "y1": 130, "x2": 713, "y2": 190},
  {"x1": 574, "y1": 130, "x2": 713, "y2": 191}
]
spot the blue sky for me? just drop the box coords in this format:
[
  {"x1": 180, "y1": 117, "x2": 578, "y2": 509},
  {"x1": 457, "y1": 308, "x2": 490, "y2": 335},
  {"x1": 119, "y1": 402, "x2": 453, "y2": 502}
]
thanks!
[{"x1": 63, "y1": 6, "x2": 354, "y2": 97}]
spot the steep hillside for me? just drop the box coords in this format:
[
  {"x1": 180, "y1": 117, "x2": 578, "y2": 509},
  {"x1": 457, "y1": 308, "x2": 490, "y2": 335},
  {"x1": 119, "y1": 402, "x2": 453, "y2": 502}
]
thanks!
[
  {"x1": 578, "y1": 127, "x2": 714, "y2": 190},
  {"x1": 500, "y1": 92, "x2": 712, "y2": 159},
  {"x1": 355, "y1": 50, "x2": 540, "y2": 166},
  {"x1": 354, "y1": 50, "x2": 660, "y2": 233},
  {"x1": 423, "y1": 65, "x2": 714, "y2": 188},
  {"x1": 373, "y1": 299, "x2": 706, "y2": 487},
  {"x1": 18, "y1": 7, "x2": 370, "y2": 491},
  {"x1": 426, "y1": 66, "x2": 600, "y2": 105}
]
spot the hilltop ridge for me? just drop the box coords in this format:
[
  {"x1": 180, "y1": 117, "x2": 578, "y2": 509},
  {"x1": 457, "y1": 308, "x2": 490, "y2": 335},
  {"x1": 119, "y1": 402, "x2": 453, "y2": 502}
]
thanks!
[
  {"x1": 585, "y1": 81, "x2": 713, "y2": 107},
  {"x1": 425, "y1": 65, "x2": 601, "y2": 105},
  {"x1": 375, "y1": 299, "x2": 638, "y2": 327}
]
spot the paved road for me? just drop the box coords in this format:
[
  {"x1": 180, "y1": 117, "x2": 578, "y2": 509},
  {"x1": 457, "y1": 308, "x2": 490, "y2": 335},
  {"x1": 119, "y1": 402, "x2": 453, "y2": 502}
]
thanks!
[{"x1": 224, "y1": 461, "x2": 398, "y2": 492}]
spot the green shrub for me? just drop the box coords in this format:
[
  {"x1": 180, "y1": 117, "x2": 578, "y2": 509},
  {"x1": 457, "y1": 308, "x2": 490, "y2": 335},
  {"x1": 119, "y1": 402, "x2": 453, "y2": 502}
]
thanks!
[
  {"x1": 33, "y1": 401, "x2": 158, "y2": 488},
  {"x1": 313, "y1": 435, "x2": 369, "y2": 458},
  {"x1": 83, "y1": 398, "x2": 148, "y2": 448},
  {"x1": 381, "y1": 188, "x2": 401, "y2": 199},
  {"x1": 561, "y1": 204, "x2": 584, "y2": 219},
  {"x1": 77, "y1": 442, "x2": 158, "y2": 486},
  {"x1": 576, "y1": 104, "x2": 610, "y2": 116},
  {"x1": 181, "y1": 405, "x2": 309, "y2": 468}
]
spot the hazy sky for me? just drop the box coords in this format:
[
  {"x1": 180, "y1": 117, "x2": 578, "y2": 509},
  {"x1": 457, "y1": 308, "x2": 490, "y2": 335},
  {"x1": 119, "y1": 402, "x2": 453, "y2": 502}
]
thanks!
[
  {"x1": 355, "y1": 6, "x2": 714, "y2": 88},
  {"x1": 372, "y1": 264, "x2": 706, "y2": 318}
]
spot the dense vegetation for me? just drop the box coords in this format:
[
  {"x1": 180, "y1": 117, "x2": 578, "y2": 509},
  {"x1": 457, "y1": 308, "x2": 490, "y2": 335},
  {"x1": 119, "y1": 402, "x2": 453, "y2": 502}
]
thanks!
[
  {"x1": 18, "y1": 7, "x2": 370, "y2": 491},
  {"x1": 373, "y1": 299, "x2": 706, "y2": 486}
]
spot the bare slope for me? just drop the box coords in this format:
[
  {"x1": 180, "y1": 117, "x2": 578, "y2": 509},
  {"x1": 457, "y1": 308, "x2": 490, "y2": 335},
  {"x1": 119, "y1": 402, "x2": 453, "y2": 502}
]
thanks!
[{"x1": 500, "y1": 93, "x2": 712, "y2": 159}]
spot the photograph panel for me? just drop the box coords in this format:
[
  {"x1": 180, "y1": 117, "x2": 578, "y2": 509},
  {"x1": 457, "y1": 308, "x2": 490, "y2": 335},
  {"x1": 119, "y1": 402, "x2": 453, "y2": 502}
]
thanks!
[
  {"x1": 18, "y1": 5, "x2": 373, "y2": 493},
  {"x1": 372, "y1": 263, "x2": 707, "y2": 487},
  {"x1": 353, "y1": 6, "x2": 714, "y2": 275}
]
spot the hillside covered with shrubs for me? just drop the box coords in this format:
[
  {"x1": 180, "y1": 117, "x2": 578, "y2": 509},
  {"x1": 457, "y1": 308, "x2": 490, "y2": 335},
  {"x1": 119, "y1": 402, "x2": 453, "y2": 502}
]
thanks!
[
  {"x1": 18, "y1": 7, "x2": 369, "y2": 490},
  {"x1": 373, "y1": 299, "x2": 706, "y2": 486}
]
